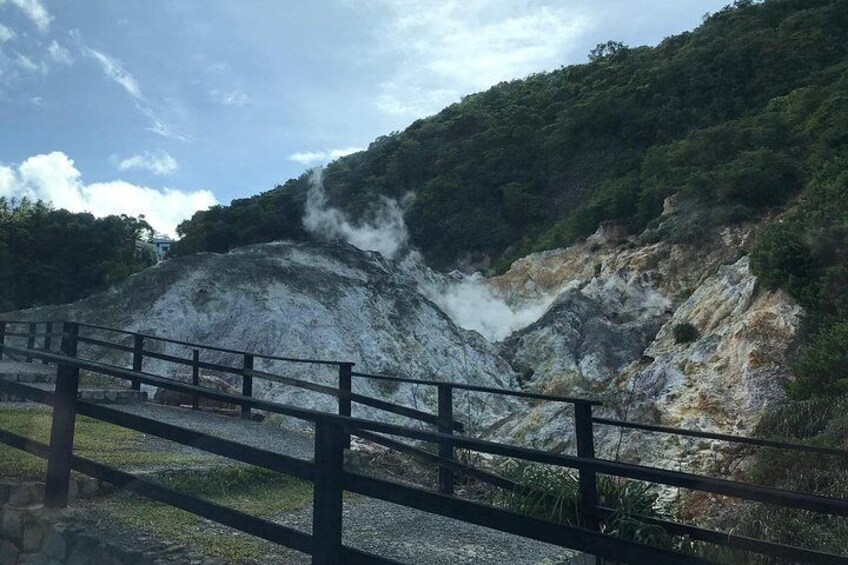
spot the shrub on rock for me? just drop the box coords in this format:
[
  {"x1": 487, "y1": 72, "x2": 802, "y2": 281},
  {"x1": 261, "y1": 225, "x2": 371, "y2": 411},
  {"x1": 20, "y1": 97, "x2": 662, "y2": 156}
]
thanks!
[{"x1": 673, "y1": 322, "x2": 700, "y2": 344}]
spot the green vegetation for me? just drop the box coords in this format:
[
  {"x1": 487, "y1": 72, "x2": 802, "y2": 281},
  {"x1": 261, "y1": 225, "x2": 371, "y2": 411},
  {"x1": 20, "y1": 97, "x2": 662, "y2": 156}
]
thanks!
[
  {"x1": 490, "y1": 462, "x2": 673, "y2": 548},
  {"x1": 94, "y1": 466, "x2": 313, "y2": 563},
  {"x1": 0, "y1": 409, "x2": 312, "y2": 562},
  {"x1": 79, "y1": 370, "x2": 133, "y2": 389},
  {"x1": 168, "y1": 6, "x2": 848, "y2": 542},
  {"x1": 0, "y1": 198, "x2": 155, "y2": 311},
  {"x1": 173, "y1": 0, "x2": 848, "y2": 273},
  {"x1": 722, "y1": 396, "x2": 848, "y2": 562},
  {"x1": 750, "y1": 155, "x2": 848, "y2": 399},
  {"x1": 672, "y1": 323, "x2": 700, "y2": 345},
  {"x1": 0, "y1": 408, "x2": 211, "y2": 479}
]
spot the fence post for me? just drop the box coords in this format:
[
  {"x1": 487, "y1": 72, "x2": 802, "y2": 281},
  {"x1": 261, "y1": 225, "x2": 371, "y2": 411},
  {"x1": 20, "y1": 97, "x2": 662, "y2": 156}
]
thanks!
[
  {"x1": 42, "y1": 322, "x2": 53, "y2": 364},
  {"x1": 45, "y1": 322, "x2": 80, "y2": 509},
  {"x1": 241, "y1": 354, "x2": 254, "y2": 419},
  {"x1": 337, "y1": 363, "x2": 353, "y2": 449},
  {"x1": 192, "y1": 349, "x2": 200, "y2": 410},
  {"x1": 574, "y1": 401, "x2": 600, "y2": 532},
  {"x1": 25, "y1": 322, "x2": 36, "y2": 363},
  {"x1": 131, "y1": 334, "x2": 144, "y2": 391},
  {"x1": 438, "y1": 384, "x2": 455, "y2": 495},
  {"x1": 312, "y1": 420, "x2": 345, "y2": 565},
  {"x1": 0, "y1": 320, "x2": 5, "y2": 361}
]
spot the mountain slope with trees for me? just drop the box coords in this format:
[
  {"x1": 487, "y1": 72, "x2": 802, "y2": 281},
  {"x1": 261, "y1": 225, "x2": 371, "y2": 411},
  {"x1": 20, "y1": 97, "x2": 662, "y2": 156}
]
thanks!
[
  {"x1": 174, "y1": 0, "x2": 847, "y2": 271},
  {"x1": 170, "y1": 8, "x2": 848, "y2": 543}
]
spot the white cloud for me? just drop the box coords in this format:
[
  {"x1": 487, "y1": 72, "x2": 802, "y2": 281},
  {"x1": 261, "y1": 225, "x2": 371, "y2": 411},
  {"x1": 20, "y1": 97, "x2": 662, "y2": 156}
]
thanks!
[
  {"x1": 0, "y1": 164, "x2": 16, "y2": 197},
  {"x1": 0, "y1": 151, "x2": 216, "y2": 236},
  {"x1": 0, "y1": 22, "x2": 14, "y2": 43},
  {"x1": 14, "y1": 51, "x2": 44, "y2": 73},
  {"x1": 47, "y1": 40, "x2": 73, "y2": 66},
  {"x1": 85, "y1": 47, "x2": 143, "y2": 99},
  {"x1": 117, "y1": 151, "x2": 179, "y2": 175},
  {"x1": 2, "y1": 0, "x2": 51, "y2": 32},
  {"x1": 288, "y1": 146, "x2": 363, "y2": 166},
  {"x1": 196, "y1": 58, "x2": 250, "y2": 107},
  {"x1": 209, "y1": 87, "x2": 249, "y2": 106},
  {"x1": 77, "y1": 39, "x2": 189, "y2": 141},
  {"x1": 373, "y1": 0, "x2": 591, "y2": 117}
]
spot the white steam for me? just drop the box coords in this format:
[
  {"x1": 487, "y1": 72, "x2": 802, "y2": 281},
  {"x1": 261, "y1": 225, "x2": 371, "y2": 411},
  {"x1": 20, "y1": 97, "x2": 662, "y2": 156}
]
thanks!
[
  {"x1": 304, "y1": 169, "x2": 410, "y2": 259},
  {"x1": 303, "y1": 169, "x2": 556, "y2": 342},
  {"x1": 420, "y1": 274, "x2": 557, "y2": 341}
]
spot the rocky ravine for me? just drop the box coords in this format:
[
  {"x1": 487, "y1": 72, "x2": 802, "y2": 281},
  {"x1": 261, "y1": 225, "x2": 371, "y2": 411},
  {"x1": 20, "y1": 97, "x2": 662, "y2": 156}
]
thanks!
[
  {"x1": 11, "y1": 240, "x2": 517, "y2": 428},
  {"x1": 10, "y1": 213, "x2": 803, "y2": 482},
  {"x1": 487, "y1": 218, "x2": 803, "y2": 480}
]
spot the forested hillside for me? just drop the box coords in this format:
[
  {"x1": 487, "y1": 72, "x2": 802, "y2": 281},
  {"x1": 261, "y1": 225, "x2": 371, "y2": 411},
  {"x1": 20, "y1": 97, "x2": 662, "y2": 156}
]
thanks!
[
  {"x1": 171, "y1": 0, "x2": 848, "y2": 417},
  {"x1": 0, "y1": 198, "x2": 154, "y2": 311},
  {"x1": 174, "y1": 0, "x2": 847, "y2": 269}
]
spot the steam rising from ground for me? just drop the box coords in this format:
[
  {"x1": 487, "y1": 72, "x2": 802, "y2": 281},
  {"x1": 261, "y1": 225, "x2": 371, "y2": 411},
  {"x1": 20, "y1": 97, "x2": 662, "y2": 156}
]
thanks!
[
  {"x1": 304, "y1": 169, "x2": 410, "y2": 259},
  {"x1": 421, "y1": 274, "x2": 556, "y2": 341},
  {"x1": 303, "y1": 169, "x2": 557, "y2": 341}
]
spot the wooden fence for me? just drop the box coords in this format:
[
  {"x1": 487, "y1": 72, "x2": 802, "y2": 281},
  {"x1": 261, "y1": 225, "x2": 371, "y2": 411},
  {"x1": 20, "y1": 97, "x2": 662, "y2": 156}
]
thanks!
[{"x1": 0, "y1": 319, "x2": 846, "y2": 564}]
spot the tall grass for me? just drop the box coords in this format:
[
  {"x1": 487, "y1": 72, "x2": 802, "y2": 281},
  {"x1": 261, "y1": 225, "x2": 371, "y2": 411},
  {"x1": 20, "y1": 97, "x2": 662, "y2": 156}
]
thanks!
[
  {"x1": 489, "y1": 461, "x2": 674, "y2": 548},
  {"x1": 727, "y1": 395, "x2": 848, "y2": 562}
]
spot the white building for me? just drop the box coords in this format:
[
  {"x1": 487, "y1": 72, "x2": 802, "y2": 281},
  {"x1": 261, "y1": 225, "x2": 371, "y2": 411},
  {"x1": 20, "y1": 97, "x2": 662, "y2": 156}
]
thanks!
[{"x1": 149, "y1": 237, "x2": 175, "y2": 261}]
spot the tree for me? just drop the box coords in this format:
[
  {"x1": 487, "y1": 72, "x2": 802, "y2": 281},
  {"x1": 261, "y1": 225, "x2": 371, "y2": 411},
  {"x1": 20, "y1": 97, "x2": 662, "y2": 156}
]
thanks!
[
  {"x1": 589, "y1": 41, "x2": 628, "y2": 62},
  {"x1": 0, "y1": 200, "x2": 155, "y2": 311}
]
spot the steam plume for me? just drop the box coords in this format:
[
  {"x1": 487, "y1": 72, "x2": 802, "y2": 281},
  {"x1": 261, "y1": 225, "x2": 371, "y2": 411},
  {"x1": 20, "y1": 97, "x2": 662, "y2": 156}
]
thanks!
[
  {"x1": 303, "y1": 169, "x2": 410, "y2": 259},
  {"x1": 303, "y1": 169, "x2": 556, "y2": 341}
]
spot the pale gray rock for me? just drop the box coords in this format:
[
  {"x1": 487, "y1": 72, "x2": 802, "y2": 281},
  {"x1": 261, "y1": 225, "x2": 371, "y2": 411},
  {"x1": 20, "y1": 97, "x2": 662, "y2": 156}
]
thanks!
[
  {"x1": 11, "y1": 241, "x2": 519, "y2": 428},
  {"x1": 488, "y1": 232, "x2": 802, "y2": 482}
]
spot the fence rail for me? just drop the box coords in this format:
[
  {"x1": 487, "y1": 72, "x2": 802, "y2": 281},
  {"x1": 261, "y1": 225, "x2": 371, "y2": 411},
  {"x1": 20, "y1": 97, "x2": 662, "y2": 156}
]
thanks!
[
  {"x1": 592, "y1": 416, "x2": 848, "y2": 457},
  {"x1": 0, "y1": 319, "x2": 847, "y2": 564}
]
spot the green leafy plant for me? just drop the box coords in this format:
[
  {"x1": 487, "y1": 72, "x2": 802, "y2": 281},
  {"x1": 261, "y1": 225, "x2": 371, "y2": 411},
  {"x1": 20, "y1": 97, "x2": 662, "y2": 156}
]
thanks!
[
  {"x1": 0, "y1": 197, "x2": 155, "y2": 311},
  {"x1": 751, "y1": 156, "x2": 848, "y2": 398}
]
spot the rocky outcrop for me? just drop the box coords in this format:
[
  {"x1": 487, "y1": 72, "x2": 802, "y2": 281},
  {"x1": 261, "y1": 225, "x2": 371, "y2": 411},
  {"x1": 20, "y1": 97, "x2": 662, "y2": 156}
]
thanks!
[
  {"x1": 9, "y1": 214, "x2": 803, "y2": 478},
  {"x1": 499, "y1": 280, "x2": 668, "y2": 392},
  {"x1": 610, "y1": 257, "x2": 803, "y2": 473},
  {"x1": 490, "y1": 222, "x2": 753, "y2": 304},
  {"x1": 487, "y1": 223, "x2": 802, "y2": 476},
  {"x1": 12, "y1": 241, "x2": 518, "y2": 427}
]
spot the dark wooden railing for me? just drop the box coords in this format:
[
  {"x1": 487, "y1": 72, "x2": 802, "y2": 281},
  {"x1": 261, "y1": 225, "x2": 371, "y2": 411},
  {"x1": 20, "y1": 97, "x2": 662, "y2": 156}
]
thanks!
[{"x1": 0, "y1": 319, "x2": 847, "y2": 564}]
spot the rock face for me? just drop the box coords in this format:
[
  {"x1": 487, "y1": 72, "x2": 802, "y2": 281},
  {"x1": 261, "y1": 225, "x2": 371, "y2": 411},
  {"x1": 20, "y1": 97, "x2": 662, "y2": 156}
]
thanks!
[
  {"x1": 499, "y1": 281, "x2": 668, "y2": 392},
  {"x1": 9, "y1": 213, "x2": 803, "y2": 480},
  {"x1": 487, "y1": 223, "x2": 803, "y2": 476},
  {"x1": 11, "y1": 240, "x2": 518, "y2": 427}
]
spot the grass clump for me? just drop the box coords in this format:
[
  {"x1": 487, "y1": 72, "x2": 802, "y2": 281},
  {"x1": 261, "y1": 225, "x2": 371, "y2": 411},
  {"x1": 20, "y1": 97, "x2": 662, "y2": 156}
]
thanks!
[
  {"x1": 78, "y1": 370, "x2": 130, "y2": 389},
  {"x1": 95, "y1": 466, "x2": 313, "y2": 563},
  {"x1": 489, "y1": 462, "x2": 674, "y2": 548},
  {"x1": 0, "y1": 408, "x2": 314, "y2": 562},
  {"x1": 719, "y1": 396, "x2": 848, "y2": 562},
  {"x1": 0, "y1": 407, "x2": 211, "y2": 480}
]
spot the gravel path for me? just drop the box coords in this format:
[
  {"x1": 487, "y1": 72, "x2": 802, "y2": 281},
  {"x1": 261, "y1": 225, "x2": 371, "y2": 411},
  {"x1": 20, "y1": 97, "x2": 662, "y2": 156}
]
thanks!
[
  {"x1": 266, "y1": 497, "x2": 577, "y2": 565},
  {"x1": 110, "y1": 403, "x2": 315, "y2": 461},
  {"x1": 111, "y1": 405, "x2": 579, "y2": 564},
  {"x1": 0, "y1": 377, "x2": 586, "y2": 564}
]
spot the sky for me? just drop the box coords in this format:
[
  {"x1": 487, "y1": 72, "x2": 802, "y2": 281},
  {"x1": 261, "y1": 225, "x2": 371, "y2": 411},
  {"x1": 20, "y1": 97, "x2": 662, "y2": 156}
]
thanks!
[{"x1": 0, "y1": 0, "x2": 730, "y2": 236}]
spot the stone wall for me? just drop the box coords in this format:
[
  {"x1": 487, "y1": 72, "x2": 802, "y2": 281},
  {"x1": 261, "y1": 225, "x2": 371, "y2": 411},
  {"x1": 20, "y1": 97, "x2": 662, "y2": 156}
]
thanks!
[
  {"x1": 0, "y1": 477, "x2": 148, "y2": 565},
  {"x1": 0, "y1": 477, "x2": 226, "y2": 565}
]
